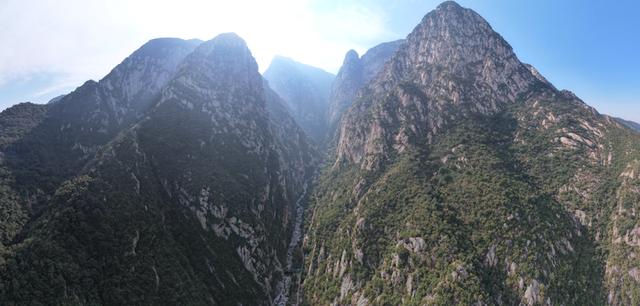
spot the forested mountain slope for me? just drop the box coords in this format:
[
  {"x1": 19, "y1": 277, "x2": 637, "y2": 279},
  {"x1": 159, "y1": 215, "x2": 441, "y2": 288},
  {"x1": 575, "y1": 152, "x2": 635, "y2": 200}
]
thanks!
[
  {"x1": 0, "y1": 33, "x2": 316, "y2": 305},
  {"x1": 302, "y1": 2, "x2": 640, "y2": 305}
]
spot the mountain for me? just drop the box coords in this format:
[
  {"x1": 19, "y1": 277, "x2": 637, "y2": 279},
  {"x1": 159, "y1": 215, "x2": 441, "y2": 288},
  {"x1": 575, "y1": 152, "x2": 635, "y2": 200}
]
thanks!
[
  {"x1": 0, "y1": 102, "x2": 48, "y2": 243},
  {"x1": 327, "y1": 40, "x2": 404, "y2": 142},
  {"x1": 47, "y1": 94, "x2": 66, "y2": 104},
  {"x1": 0, "y1": 33, "x2": 317, "y2": 305},
  {"x1": 263, "y1": 56, "x2": 335, "y2": 143},
  {"x1": 615, "y1": 117, "x2": 640, "y2": 133},
  {"x1": 0, "y1": 38, "x2": 201, "y2": 218},
  {"x1": 1, "y1": 1, "x2": 639, "y2": 305},
  {"x1": 303, "y1": 2, "x2": 640, "y2": 305}
]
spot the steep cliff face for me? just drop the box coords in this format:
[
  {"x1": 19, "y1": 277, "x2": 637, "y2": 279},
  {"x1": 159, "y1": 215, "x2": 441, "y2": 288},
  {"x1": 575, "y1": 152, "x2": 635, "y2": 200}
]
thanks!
[
  {"x1": 48, "y1": 37, "x2": 201, "y2": 142},
  {"x1": 99, "y1": 38, "x2": 203, "y2": 124},
  {"x1": 327, "y1": 50, "x2": 362, "y2": 130},
  {"x1": 327, "y1": 40, "x2": 404, "y2": 141},
  {"x1": 0, "y1": 33, "x2": 316, "y2": 305},
  {"x1": 303, "y1": 2, "x2": 640, "y2": 305},
  {"x1": 335, "y1": 1, "x2": 545, "y2": 170},
  {"x1": 360, "y1": 40, "x2": 406, "y2": 84},
  {"x1": 264, "y1": 56, "x2": 334, "y2": 143}
]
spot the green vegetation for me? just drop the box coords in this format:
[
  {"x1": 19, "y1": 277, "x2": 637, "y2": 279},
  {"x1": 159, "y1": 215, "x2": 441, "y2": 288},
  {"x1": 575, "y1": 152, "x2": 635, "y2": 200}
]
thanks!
[{"x1": 302, "y1": 96, "x2": 640, "y2": 304}]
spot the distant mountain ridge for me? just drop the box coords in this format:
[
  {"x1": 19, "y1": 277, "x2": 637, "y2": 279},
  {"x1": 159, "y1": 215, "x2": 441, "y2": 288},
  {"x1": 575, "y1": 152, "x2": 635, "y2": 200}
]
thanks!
[
  {"x1": 46, "y1": 94, "x2": 66, "y2": 104},
  {"x1": 615, "y1": 116, "x2": 640, "y2": 132},
  {"x1": 263, "y1": 56, "x2": 334, "y2": 143}
]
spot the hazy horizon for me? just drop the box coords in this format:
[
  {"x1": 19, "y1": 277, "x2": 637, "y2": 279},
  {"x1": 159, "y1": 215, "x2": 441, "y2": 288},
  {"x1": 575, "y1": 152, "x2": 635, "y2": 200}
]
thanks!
[{"x1": 1, "y1": 0, "x2": 638, "y2": 122}]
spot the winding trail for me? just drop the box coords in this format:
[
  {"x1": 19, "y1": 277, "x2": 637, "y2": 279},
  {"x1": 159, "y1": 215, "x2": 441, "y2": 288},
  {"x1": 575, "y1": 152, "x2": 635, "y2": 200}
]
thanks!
[{"x1": 273, "y1": 182, "x2": 308, "y2": 306}]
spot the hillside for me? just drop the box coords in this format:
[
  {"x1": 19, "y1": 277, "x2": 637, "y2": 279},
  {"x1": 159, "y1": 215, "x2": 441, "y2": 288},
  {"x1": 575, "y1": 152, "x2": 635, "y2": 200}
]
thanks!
[
  {"x1": 302, "y1": 2, "x2": 640, "y2": 305},
  {"x1": 0, "y1": 34, "x2": 316, "y2": 305}
]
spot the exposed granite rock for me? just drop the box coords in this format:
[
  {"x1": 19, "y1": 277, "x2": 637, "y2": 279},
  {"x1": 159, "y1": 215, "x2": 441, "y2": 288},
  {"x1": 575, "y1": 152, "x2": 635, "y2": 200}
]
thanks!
[
  {"x1": 327, "y1": 40, "x2": 404, "y2": 142},
  {"x1": 335, "y1": 1, "x2": 549, "y2": 169},
  {"x1": 303, "y1": 2, "x2": 640, "y2": 306},
  {"x1": 523, "y1": 279, "x2": 542, "y2": 305}
]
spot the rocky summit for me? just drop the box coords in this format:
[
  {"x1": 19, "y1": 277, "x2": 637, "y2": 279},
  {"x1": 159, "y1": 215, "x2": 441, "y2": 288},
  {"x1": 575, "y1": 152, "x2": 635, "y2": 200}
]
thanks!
[
  {"x1": 0, "y1": 1, "x2": 639, "y2": 305},
  {"x1": 327, "y1": 39, "x2": 404, "y2": 144}
]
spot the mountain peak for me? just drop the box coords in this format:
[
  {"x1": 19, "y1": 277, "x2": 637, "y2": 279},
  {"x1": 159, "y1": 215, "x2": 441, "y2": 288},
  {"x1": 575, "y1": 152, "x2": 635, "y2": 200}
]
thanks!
[
  {"x1": 163, "y1": 32, "x2": 263, "y2": 113},
  {"x1": 271, "y1": 55, "x2": 295, "y2": 63},
  {"x1": 407, "y1": 1, "x2": 511, "y2": 67},
  {"x1": 191, "y1": 33, "x2": 256, "y2": 69},
  {"x1": 94, "y1": 37, "x2": 200, "y2": 123},
  {"x1": 338, "y1": 50, "x2": 362, "y2": 74},
  {"x1": 111, "y1": 38, "x2": 201, "y2": 69},
  {"x1": 327, "y1": 40, "x2": 404, "y2": 135},
  {"x1": 436, "y1": 0, "x2": 462, "y2": 10},
  {"x1": 364, "y1": 1, "x2": 543, "y2": 104},
  {"x1": 265, "y1": 56, "x2": 334, "y2": 79},
  {"x1": 263, "y1": 56, "x2": 334, "y2": 143},
  {"x1": 207, "y1": 32, "x2": 248, "y2": 48},
  {"x1": 140, "y1": 37, "x2": 201, "y2": 51},
  {"x1": 336, "y1": 2, "x2": 552, "y2": 168},
  {"x1": 344, "y1": 49, "x2": 360, "y2": 63},
  {"x1": 266, "y1": 56, "x2": 299, "y2": 73}
]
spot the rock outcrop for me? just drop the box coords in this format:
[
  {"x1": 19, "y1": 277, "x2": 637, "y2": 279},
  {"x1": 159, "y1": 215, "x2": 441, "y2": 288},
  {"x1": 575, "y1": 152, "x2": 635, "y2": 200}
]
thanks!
[
  {"x1": 335, "y1": 1, "x2": 546, "y2": 169},
  {"x1": 327, "y1": 40, "x2": 404, "y2": 143}
]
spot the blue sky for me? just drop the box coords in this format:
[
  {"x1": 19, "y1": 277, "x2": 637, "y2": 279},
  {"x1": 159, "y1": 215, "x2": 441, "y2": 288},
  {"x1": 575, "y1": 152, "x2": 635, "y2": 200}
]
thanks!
[{"x1": 0, "y1": 0, "x2": 638, "y2": 122}]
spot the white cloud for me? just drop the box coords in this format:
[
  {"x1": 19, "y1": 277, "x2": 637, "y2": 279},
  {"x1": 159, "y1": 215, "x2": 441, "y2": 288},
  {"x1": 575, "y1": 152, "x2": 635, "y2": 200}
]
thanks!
[
  {"x1": 0, "y1": 0, "x2": 398, "y2": 106},
  {"x1": 0, "y1": 0, "x2": 137, "y2": 85},
  {"x1": 29, "y1": 75, "x2": 84, "y2": 99}
]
